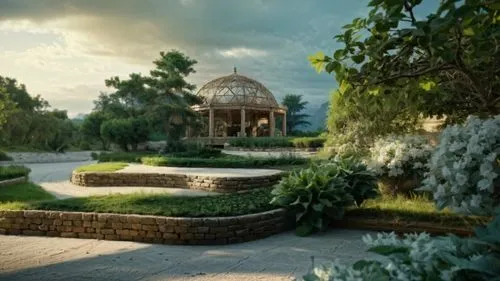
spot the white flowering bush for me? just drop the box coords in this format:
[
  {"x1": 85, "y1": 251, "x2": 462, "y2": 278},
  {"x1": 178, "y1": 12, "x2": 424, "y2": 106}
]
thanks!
[
  {"x1": 368, "y1": 135, "x2": 433, "y2": 178},
  {"x1": 303, "y1": 214, "x2": 500, "y2": 281},
  {"x1": 367, "y1": 135, "x2": 433, "y2": 196},
  {"x1": 419, "y1": 115, "x2": 500, "y2": 216}
]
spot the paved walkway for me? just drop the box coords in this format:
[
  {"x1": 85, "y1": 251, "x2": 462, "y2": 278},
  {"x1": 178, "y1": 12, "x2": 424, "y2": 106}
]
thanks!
[
  {"x1": 0, "y1": 160, "x2": 379, "y2": 280},
  {"x1": 0, "y1": 229, "x2": 379, "y2": 281},
  {"x1": 25, "y1": 162, "x2": 215, "y2": 199}
]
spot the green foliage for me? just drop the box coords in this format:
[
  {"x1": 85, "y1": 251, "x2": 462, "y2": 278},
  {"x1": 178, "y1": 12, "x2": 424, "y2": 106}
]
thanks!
[
  {"x1": 228, "y1": 136, "x2": 325, "y2": 149},
  {"x1": 141, "y1": 154, "x2": 307, "y2": 168},
  {"x1": 81, "y1": 112, "x2": 109, "y2": 149},
  {"x1": 74, "y1": 162, "x2": 128, "y2": 173},
  {"x1": 312, "y1": 0, "x2": 500, "y2": 122},
  {"x1": 291, "y1": 137, "x2": 326, "y2": 149},
  {"x1": 100, "y1": 117, "x2": 150, "y2": 151},
  {"x1": 0, "y1": 151, "x2": 12, "y2": 161},
  {"x1": 168, "y1": 147, "x2": 222, "y2": 158},
  {"x1": 96, "y1": 151, "x2": 156, "y2": 163},
  {"x1": 271, "y1": 158, "x2": 377, "y2": 236},
  {"x1": 4, "y1": 188, "x2": 276, "y2": 218},
  {"x1": 229, "y1": 137, "x2": 294, "y2": 148},
  {"x1": 0, "y1": 165, "x2": 31, "y2": 181},
  {"x1": 0, "y1": 182, "x2": 55, "y2": 204},
  {"x1": 0, "y1": 76, "x2": 82, "y2": 152},
  {"x1": 282, "y1": 94, "x2": 311, "y2": 134}
]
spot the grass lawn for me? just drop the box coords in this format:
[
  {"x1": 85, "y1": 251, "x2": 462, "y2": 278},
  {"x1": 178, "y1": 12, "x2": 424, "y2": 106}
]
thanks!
[
  {"x1": 0, "y1": 182, "x2": 56, "y2": 210},
  {"x1": 346, "y1": 195, "x2": 490, "y2": 228},
  {"x1": 74, "y1": 162, "x2": 128, "y2": 173},
  {"x1": 1, "y1": 188, "x2": 276, "y2": 217}
]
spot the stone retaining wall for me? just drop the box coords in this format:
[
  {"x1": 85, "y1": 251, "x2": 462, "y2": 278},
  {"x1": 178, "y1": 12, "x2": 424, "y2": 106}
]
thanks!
[
  {"x1": 71, "y1": 172, "x2": 283, "y2": 192},
  {"x1": 225, "y1": 147, "x2": 318, "y2": 152},
  {"x1": 0, "y1": 209, "x2": 289, "y2": 245},
  {"x1": 0, "y1": 177, "x2": 27, "y2": 187}
]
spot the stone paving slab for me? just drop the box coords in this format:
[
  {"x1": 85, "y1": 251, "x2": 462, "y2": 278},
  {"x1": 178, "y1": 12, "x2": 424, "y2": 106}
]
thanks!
[
  {"x1": 121, "y1": 164, "x2": 283, "y2": 178},
  {"x1": 0, "y1": 229, "x2": 382, "y2": 281}
]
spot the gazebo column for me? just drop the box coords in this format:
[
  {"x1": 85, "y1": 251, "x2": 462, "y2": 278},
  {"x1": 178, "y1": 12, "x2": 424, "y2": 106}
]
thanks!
[
  {"x1": 240, "y1": 107, "x2": 246, "y2": 137},
  {"x1": 269, "y1": 110, "x2": 275, "y2": 137},
  {"x1": 208, "y1": 108, "x2": 214, "y2": 138},
  {"x1": 282, "y1": 112, "x2": 287, "y2": 136}
]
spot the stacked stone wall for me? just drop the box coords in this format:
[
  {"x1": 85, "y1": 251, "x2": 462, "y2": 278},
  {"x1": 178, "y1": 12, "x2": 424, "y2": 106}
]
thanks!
[
  {"x1": 71, "y1": 172, "x2": 282, "y2": 192},
  {"x1": 0, "y1": 209, "x2": 289, "y2": 245}
]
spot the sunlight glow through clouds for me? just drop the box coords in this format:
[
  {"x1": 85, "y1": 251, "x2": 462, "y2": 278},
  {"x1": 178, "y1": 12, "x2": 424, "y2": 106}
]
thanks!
[{"x1": 218, "y1": 47, "x2": 268, "y2": 58}]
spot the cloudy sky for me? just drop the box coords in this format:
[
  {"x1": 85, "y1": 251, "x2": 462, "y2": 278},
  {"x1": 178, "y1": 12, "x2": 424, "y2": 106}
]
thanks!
[{"x1": 0, "y1": 0, "x2": 374, "y2": 116}]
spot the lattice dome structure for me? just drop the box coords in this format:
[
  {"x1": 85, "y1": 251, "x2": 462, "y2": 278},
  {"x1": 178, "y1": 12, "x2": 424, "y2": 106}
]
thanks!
[
  {"x1": 196, "y1": 68, "x2": 279, "y2": 108},
  {"x1": 188, "y1": 68, "x2": 287, "y2": 142}
]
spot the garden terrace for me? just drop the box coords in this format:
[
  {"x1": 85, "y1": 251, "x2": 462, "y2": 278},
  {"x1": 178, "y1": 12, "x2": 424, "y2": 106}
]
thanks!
[{"x1": 71, "y1": 164, "x2": 284, "y2": 192}]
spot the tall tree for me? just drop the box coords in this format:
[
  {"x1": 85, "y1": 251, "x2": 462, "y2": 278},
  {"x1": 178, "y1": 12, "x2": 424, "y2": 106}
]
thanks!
[
  {"x1": 310, "y1": 0, "x2": 500, "y2": 123},
  {"x1": 282, "y1": 94, "x2": 311, "y2": 134}
]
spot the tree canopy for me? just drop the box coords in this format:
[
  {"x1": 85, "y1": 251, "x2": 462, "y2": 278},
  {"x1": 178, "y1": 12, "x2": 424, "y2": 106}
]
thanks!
[{"x1": 310, "y1": 0, "x2": 500, "y2": 123}]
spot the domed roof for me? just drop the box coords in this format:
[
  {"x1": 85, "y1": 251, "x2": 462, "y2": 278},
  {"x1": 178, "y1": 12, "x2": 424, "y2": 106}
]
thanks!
[{"x1": 196, "y1": 68, "x2": 279, "y2": 108}]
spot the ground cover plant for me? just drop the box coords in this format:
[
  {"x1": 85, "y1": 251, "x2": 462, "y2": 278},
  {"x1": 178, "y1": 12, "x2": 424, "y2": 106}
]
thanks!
[
  {"x1": 0, "y1": 165, "x2": 31, "y2": 181},
  {"x1": 74, "y1": 162, "x2": 128, "y2": 173},
  {"x1": 1, "y1": 188, "x2": 276, "y2": 217},
  {"x1": 0, "y1": 182, "x2": 55, "y2": 210}
]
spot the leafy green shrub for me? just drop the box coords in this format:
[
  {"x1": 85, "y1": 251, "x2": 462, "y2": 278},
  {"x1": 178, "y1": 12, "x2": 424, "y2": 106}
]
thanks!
[
  {"x1": 97, "y1": 152, "x2": 156, "y2": 163},
  {"x1": 228, "y1": 137, "x2": 294, "y2": 148},
  {"x1": 419, "y1": 115, "x2": 500, "y2": 216},
  {"x1": 90, "y1": 152, "x2": 99, "y2": 160},
  {"x1": 142, "y1": 155, "x2": 307, "y2": 168},
  {"x1": 0, "y1": 165, "x2": 31, "y2": 181},
  {"x1": 100, "y1": 117, "x2": 150, "y2": 151},
  {"x1": 291, "y1": 137, "x2": 326, "y2": 148},
  {"x1": 0, "y1": 151, "x2": 12, "y2": 161},
  {"x1": 271, "y1": 158, "x2": 377, "y2": 236}
]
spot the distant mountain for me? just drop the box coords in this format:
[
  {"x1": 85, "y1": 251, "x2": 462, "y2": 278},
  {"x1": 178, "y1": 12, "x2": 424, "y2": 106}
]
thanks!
[{"x1": 297, "y1": 101, "x2": 329, "y2": 132}]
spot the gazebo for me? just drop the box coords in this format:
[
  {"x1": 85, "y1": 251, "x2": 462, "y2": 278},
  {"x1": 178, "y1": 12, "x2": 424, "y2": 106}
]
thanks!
[{"x1": 188, "y1": 68, "x2": 287, "y2": 144}]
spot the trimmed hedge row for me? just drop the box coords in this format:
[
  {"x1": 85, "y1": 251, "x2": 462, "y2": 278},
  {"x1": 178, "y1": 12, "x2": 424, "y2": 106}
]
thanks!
[
  {"x1": 141, "y1": 155, "x2": 308, "y2": 168},
  {"x1": 228, "y1": 137, "x2": 326, "y2": 148},
  {"x1": 0, "y1": 165, "x2": 31, "y2": 181}
]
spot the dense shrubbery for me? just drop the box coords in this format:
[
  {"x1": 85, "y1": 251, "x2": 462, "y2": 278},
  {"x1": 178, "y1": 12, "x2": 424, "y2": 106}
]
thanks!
[
  {"x1": 0, "y1": 165, "x2": 31, "y2": 181},
  {"x1": 291, "y1": 137, "x2": 326, "y2": 149},
  {"x1": 228, "y1": 136, "x2": 325, "y2": 149},
  {"x1": 142, "y1": 155, "x2": 307, "y2": 168},
  {"x1": 168, "y1": 147, "x2": 222, "y2": 158},
  {"x1": 271, "y1": 157, "x2": 377, "y2": 236},
  {"x1": 96, "y1": 151, "x2": 156, "y2": 163},
  {"x1": 0, "y1": 151, "x2": 12, "y2": 161},
  {"x1": 419, "y1": 115, "x2": 500, "y2": 216},
  {"x1": 368, "y1": 135, "x2": 433, "y2": 197}
]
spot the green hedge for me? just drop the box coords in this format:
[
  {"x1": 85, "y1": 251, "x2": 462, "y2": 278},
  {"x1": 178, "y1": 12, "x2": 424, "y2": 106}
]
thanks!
[
  {"x1": 291, "y1": 137, "x2": 326, "y2": 148},
  {"x1": 0, "y1": 165, "x2": 31, "y2": 181},
  {"x1": 0, "y1": 151, "x2": 12, "y2": 161},
  {"x1": 141, "y1": 155, "x2": 308, "y2": 168},
  {"x1": 228, "y1": 137, "x2": 326, "y2": 148},
  {"x1": 96, "y1": 152, "x2": 158, "y2": 163},
  {"x1": 228, "y1": 137, "x2": 294, "y2": 148}
]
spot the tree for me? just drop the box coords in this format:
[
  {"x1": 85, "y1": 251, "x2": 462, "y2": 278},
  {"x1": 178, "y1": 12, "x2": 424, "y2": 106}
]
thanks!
[
  {"x1": 81, "y1": 112, "x2": 109, "y2": 149},
  {"x1": 282, "y1": 94, "x2": 310, "y2": 134},
  {"x1": 310, "y1": 0, "x2": 500, "y2": 123},
  {"x1": 100, "y1": 118, "x2": 149, "y2": 151}
]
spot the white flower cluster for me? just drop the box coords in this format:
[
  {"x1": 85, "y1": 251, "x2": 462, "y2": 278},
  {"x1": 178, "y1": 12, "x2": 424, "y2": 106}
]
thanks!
[
  {"x1": 368, "y1": 135, "x2": 433, "y2": 178},
  {"x1": 304, "y1": 232, "x2": 458, "y2": 281},
  {"x1": 420, "y1": 115, "x2": 500, "y2": 216}
]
